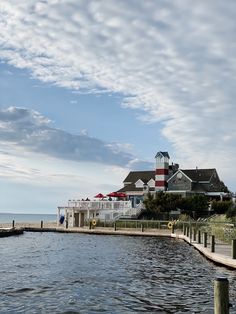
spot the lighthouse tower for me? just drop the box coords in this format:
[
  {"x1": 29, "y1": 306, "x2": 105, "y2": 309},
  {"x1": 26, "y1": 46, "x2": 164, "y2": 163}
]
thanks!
[{"x1": 155, "y1": 151, "x2": 170, "y2": 191}]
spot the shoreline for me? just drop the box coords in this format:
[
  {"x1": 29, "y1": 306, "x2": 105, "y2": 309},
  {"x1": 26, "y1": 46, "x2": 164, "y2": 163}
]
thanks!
[{"x1": 1, "y1": 223, "x2": 236, "y2": 269}]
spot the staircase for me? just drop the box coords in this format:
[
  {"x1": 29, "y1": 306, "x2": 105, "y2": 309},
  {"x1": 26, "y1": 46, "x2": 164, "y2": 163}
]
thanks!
[{"x1": 114, "y1": 202, "x2": 144, "y2": 220}]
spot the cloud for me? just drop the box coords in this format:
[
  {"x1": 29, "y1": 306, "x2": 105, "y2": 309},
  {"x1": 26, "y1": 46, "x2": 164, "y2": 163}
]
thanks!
[
  {"x1": 0, "y1": 106, "x2": 153, "y2": 169},
  {"x1": 0, "y1": 1, "x2": 235, "y2": 187}
]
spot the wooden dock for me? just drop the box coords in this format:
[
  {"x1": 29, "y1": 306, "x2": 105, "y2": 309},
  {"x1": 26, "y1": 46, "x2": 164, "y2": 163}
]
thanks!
[{"x1": 0, "y1": 228, "x2": 24, "y2": 238}]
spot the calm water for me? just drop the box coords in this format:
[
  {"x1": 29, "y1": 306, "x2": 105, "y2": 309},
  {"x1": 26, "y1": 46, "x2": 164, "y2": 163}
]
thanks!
[
  {"x1": 0, "y1": 213, "x2": 57, "y2": 223},
  {"x1": 0, "y1": 233, "x2": 236, "y2": 313}
]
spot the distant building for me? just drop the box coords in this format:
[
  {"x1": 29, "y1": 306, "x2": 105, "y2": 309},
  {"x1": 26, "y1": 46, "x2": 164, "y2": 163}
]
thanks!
[{"x1": 117, "y1": 151, "x2": 228, "y2": 207}]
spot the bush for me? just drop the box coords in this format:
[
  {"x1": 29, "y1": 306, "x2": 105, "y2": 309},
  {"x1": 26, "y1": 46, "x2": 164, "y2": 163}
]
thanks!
[{"x1": 211, "y1": 200, "x2": 232, "y2": 215}]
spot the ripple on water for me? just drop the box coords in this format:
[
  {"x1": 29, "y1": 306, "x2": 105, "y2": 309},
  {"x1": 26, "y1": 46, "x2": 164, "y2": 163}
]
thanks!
[{"x1": 0, "y1": 233, "x2": 236, "y2": 313}]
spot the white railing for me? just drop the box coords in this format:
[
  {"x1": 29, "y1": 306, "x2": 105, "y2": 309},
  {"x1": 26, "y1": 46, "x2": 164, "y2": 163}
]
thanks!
[{"x1": 64, "y1": 200, "x2": 132, "y2": 211}]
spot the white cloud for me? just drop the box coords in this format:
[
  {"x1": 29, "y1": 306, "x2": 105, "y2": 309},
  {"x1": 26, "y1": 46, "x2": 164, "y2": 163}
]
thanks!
[{"x1": 0, "y1": 1, "x2": 235, "y2": 188}]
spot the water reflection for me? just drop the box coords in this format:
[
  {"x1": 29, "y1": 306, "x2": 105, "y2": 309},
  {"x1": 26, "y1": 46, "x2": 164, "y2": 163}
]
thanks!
[{"x1": 0, "y1": 233, "x2": 236, "y2": 313}]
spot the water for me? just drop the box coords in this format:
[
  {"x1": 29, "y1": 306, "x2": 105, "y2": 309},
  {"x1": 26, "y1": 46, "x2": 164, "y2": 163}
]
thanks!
[
  {"x1": 0, "y1": 232, "x2": 236, "y2": 313},
  {"x1": 0, "y1": 213, "x2": 57, "y2": 223}
]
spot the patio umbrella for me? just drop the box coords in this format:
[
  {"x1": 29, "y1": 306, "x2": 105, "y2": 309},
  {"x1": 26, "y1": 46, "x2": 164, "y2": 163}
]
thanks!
[
  {"x1": 94, "y1": 193, "x2": 106, "y2": 198},
  {"x1": 116, "y1": 192, "x2": 127, "y2": 198},
  {"x1": 107, "y1": 192, "x2": 119, "y2": 197}
]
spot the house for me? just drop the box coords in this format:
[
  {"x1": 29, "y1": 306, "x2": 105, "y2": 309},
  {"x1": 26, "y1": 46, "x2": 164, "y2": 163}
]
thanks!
[{"x1": 117, "y1": 151, "x2": 228, "y2": 206}]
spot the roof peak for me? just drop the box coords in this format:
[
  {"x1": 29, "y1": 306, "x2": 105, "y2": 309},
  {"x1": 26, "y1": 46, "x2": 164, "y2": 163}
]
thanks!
[{"x1": 155, "y1": 151, "x2": 170, "y2": 158}]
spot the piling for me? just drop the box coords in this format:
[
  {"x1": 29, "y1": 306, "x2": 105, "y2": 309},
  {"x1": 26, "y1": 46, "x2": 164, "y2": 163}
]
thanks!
[
  {"x1": 204, "y1": 232, "x2": 208, "y2": 248},
  {"x1": 211, "y1": 235, "x2": 215, "y2": 253},
  {"x1": 171, "y1": 223, "x2": 175, "y2": 234},
  {"x1": 40, "y1": 220, "x2": 43, "y2": 229},
  {"x1": 193, "y1": 228, "x2": 196, "y2": 242},
  {"x1": 214, "y1": 277, "x2": 229, "y2": 314},
  {"x1": 232, "y1": 239, "x2": 236, "y2": 259},
  {"x1": 12, "y1": 220, "x2": 15, "y2": 228},
  {"x1": 141, "y1": 224, "x2": 144, "y2": 232},
  {"x1": 114, "y1": 222, "x2": 116, "y2": 231},
  {"x1": 198, "y1": 230, "x2": 201, "y2": 244}
]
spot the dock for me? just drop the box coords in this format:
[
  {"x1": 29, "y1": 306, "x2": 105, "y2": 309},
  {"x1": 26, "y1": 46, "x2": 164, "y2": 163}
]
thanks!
[{"x1": 0, "y1": 228, "x2": 24, "y2": 238}]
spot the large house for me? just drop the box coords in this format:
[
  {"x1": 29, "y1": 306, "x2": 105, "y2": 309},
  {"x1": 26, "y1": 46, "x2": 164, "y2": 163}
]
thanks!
[{"x1": 117, "y1": 151, "x2": 228, "y2": 207}]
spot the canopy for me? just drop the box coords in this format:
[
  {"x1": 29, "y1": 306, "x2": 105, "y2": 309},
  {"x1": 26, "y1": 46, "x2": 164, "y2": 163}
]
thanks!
[{"x1": 94, "y1": 193, "x2": 106, "y2": 198}]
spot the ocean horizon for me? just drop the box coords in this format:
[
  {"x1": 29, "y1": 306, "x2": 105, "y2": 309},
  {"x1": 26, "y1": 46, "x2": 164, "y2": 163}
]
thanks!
[{"x1": 0, "y1": 212, "x2": 57, "y2": 223}]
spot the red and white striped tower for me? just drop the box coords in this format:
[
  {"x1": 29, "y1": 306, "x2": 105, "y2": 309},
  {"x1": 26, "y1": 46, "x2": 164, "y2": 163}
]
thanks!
[{"x1": 155, "y1": 151, "x2": 170, "y2": 191}]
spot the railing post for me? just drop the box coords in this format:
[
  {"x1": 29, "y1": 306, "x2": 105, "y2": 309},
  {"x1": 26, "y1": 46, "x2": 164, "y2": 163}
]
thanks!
[
  {"x1": 232, "y1": 239, "x2": 236, "y2": 259},
  {"x1": 198, "y1": 230, "x2": 201, "y2": 244},
  {"x1": 193, "y1": 228, "x2": 196, "y2": 242},
  {"x1": 211, "y1": 235, "x2": 215, "y2": 253},
  {"x1": 40, "y1": 220, "x2": 43, "y2": 229},
  {"x1": 214, "y1": 277, "x2": 229, "y2": 314},
  {"x1": 204, "y1": 232, "x2": 208, "y2": 248}
]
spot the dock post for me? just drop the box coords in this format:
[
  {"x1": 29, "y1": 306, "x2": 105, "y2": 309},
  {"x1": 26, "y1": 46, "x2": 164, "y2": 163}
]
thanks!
[
  {"x1": 89, "y1": 221, "x2": 92, "y2": 230},
  {"x1": 40, "y1": 220, "x2": 43, "y2": 229},
  {"x1": 204, "y1": 232, "x2": 208, "y2": 247},
  {"x1": 214, "y1": 278, "x2": 229, "y2": 314},
  {"x1": 114, "y1": 222, "x2": 116, "y2": 231},
  {"x1": 12, "y1": 220, "x2": 15, "y2": 228},
  {"x1": 193, "y1": 228, "x2": 196, "y2": 242},
  {"x1": 187, "y1": 226, "x2": 189, "y2": 237},
  {"x1": 183, "y1": 225, "x2": 186, "y2": 235},
  {"x1": 183, "y1": 223, "x2": 185, "y2": 234},
  {"x1": 171, "y1": 223, "x2": 175, "y2": 234},
  {"x1": 211, "y1": 235, "x2": 215, "y2": 253},
  {"x1": 232, "y1": 239, "x2": 236, "y2": 259},
  {"x1": 189, "y1": 226, "x2": 192, "y2": 241},
  {"x1": 198, "y1": 230, "x2": 201, "y2": 244},
  {"x1": 141, "y1": 224, "x2": 144, "y2": 232}
]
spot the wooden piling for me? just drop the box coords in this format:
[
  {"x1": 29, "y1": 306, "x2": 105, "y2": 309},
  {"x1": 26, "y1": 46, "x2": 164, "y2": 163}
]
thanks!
[
  {"x1": 232, "y1": 239, "x2": 236, "y2": 259},
  {"x1": 193, "y1": 228, "x2": 196, "y2": 242},
  {"x1": 204, "y1": 232, "x2": 208, "y2": 248},
  {"x1": 114, "y1": 222, "x2": 116, "y2": 231},
  {"x1": 211, "y1": 235, "x2": 215, "y2": 253},
  {"x1": 214, "y1": 277, "x2": 229, "y2": 314},
  {"x1": 40, "y1": 220, "x2": 43, "y2": 229},
  {"x1": 198, "y1": 230, "x2": 201, "y2": 244},
  {"x1": 12, "y1": 220, "x2": 15, "y2": 228},
  {"x1": 141, "y1": 224, "x2": 144, "y2": 232}
]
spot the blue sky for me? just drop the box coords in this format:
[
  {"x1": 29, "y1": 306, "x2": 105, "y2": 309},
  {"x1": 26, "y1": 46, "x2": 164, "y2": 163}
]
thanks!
[{"x1": 0, "y1": 0, "x2": 235, "y2": 213}]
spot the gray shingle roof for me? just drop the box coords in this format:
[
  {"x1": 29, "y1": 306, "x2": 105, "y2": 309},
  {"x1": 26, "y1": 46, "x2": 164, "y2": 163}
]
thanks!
[
  {"x1": 181, "y1": 169, "x2": 216, "y2": 182},
  {"x1": 123, "y1": 171, "x2": 155, "y2": 184}
]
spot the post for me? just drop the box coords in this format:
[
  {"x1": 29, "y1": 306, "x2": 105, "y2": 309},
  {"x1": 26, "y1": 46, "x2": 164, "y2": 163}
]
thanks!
[
  {"x1": 187, "y1": 226, "x2": 189, "y2": 237},
  {"x1": 12, "y1": 220, "x2": 15, "y2": 228},
  {"x1": 89, "y1": 221, "x2": 92, "y2": 230},
  {"x1": 189, "y1": 226, "x2": 192, "y2": 241},
  {"x1": 211, "y1": 235, "x2": 215, "y2": 253},
  {"x1": 40, "y1": 220, "x2": 43, "y2": 229},
  {"x1": 232, "y1": 239, "x2": 236, "y2": 259},
  {"x1": 171, "y1": 223, "x2": 175, "y2": 234},
  {"x1": 183, "y1": 223, "x2": 185, "y2": 234},
  {"x1": 214, "y1": 278, "x2": 229, "y2": 314},
  {"x1": 183, "y1": 225, "x2": 186, "y2": 235},
  {"x1": 204, "y1": 232, "x2": 208, "y2": 248},
  {"x1": 141, "y1": 224, "x2": 144, "y2": 232},
  {"x1": 66, "y1": 219, "x2": 68, "y2": 229},
  {"x1": 198, "y1": 230, "x2": 201, "y2": 244},
  {"x1": 193, "y1": 228, "x2": 196, "y2": 242},
  {"x1": 114, "y1": 222, "x2": 116, "y2": 231}
]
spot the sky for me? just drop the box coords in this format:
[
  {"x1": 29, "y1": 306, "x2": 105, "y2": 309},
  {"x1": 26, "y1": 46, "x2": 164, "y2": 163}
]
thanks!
[{"x1": 0, "y1": 0, "x2": 235, "y2": 213}]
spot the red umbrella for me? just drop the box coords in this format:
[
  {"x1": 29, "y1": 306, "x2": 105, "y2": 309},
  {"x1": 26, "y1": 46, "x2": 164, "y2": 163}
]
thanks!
[
  {"x1": 116, "y1": 192, "x2": 127, "y2": 198},
  {"x1": 94, "y1": 193, "x2": 106, "y2": 198},
  {"x1": 107, "y1": 192, "x2": 119, "y2": 197}
]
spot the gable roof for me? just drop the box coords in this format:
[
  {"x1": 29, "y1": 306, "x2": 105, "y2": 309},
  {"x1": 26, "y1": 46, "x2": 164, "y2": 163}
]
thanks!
[
  {"x1": 181, "y1": 169, "x2": 216, "y2": 182},
  {"x1": 155, "y1": 151, "x2": 170, "y2": 159},
  {"x1": 123, "y1": 171, "x2": 155, "y2": 184}
]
